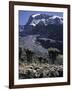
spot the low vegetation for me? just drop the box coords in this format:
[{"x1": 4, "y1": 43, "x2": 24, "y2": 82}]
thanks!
[{"x1": 19, "y1": 47, "x2": 63, "y2": 79}]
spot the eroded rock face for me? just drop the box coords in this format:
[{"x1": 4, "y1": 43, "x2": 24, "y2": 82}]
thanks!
[{"x1": 19, "y1": 64, "x2": 63, "y2": 79}]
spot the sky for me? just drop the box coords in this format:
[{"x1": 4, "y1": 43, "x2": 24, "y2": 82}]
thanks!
[{"x1": 19, "y1": 10, "x2": 63, "y2": 25}]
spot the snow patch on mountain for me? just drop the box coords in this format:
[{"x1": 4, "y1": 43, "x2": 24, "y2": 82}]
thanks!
[
  {"x1": 30, "y1": 19, "x2": 41, "y2": 26},
  {"x1": 48, "y1": 16, "x2": 63, "y2": 24},
  {"x1": 32, "y1": 14, "x2": 40, "y2": 18},
  {"x1": 28, "y1": 14, "x2": 63, "y2": 26}
]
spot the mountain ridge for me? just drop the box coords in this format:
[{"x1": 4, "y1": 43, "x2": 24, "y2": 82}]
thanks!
[
  {"x1": 19, "y1": 13, "x2": 63, "y2": 54},
  {"x1": 26, "y1": 14, "x2": 63, "y2": 26}
]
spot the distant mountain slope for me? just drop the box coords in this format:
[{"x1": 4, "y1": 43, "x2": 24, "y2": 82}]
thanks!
[{"x1": 19, "y1": 14, "x2": 63, "y2": 54}]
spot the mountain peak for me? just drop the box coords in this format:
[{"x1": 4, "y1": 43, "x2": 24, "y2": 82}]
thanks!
[
  {"x1": 26, "y1": 14, "x2": 63, "y2": 26},
  {"x1": 32, "y1": 14, "x2": 40, "y2": 18}
]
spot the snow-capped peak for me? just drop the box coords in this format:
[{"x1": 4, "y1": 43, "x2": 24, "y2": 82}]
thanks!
[
  {"x1": 49, "y1": 16, "x2": 61, "y2": 19},
  {"x1": 32, "y1": 14, "x2": 40, "y2": 18},
  {"x1": 27, "y1": 14, "x2": 63, "y2": 26},
  {"x1": 48, "y1": 16, "x2": 63, "y2": 24}
]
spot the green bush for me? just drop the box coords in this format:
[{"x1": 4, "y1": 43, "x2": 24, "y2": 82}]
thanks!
[
  {"x1": 55, "y1": 55, "x2": 63, "y2": 65},
  {"x1": 48, "y1": 47, "x2": 60, "y2": 64}
]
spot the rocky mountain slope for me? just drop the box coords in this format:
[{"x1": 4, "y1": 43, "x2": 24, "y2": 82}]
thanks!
[{"x1": 19, "y1": 14, "x2": 63, "y2": 54}]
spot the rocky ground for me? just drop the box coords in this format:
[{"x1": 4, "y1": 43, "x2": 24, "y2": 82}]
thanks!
[{"x1": 19, "y1": 63, "x2": 63, "y2": 79}]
